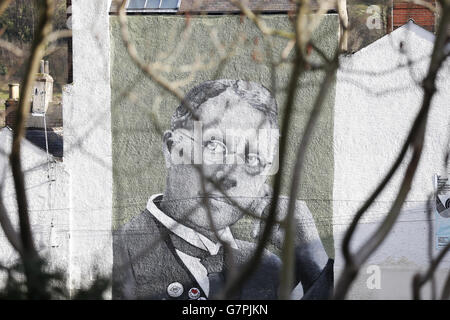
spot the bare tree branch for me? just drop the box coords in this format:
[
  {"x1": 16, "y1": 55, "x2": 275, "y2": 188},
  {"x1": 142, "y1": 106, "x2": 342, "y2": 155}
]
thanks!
[
  {"x1": 0, "y1": 183, "x2": 23, "y2": 254},
  {"x1": 405, "y1": 0, "x2": 437, "y2": 13},
  {"x1": 334, "y1": 0, "x2": 450, "y2": 299},
  {"x1": 116, "y1": 0, "x2": 184, "y2": 101},
  {"x1": 413, "y1": 241, "x2": 450, "y2": 299},
  {"x1": 219, "y1": 5, "x2": 307, "y2": 299},
  {"x1": 0, "y1": 0, "x2": 13, "y2": 17},
  {"x1": 441, "y1": 270, "x2": 450, "y2": 299},
  {"x1": 9, "y1": 0, "x2": 55, "y2": 299},
  {"x1": 229, "y1": 0, "x2": 295, "y2": 39},
  {"x1": 0, "y1": 38, "x2": 24, "y2": 57}
]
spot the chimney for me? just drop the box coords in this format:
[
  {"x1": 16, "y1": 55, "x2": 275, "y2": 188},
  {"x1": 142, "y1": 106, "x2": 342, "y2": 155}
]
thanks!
[
  {"x1": 5, "y1": 83, "x2": 20, "y2": 129},
  {"x1": 393, "y1": 0, "x2": 436, "y2": 32},
  {"x1": 32, "y1": 60, "x2": 54, "y2": 114}
]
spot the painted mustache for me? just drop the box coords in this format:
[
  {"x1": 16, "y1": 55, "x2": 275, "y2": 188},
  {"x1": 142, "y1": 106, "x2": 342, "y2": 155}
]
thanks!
[{"x1": 216, "y1": 177, "x2": 237, "y2": 190}]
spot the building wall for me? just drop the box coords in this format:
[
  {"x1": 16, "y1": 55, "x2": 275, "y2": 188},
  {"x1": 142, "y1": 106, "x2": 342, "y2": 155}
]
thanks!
[
  {"x1": 63, "y1": 0, "x2": 113, "y2": 297},
  {"x1": 109, "y1": 14, "x2": 339, "y2": 256},
  {"x1": 1, "y1": 0, "x2": 448, "y2": 300},
  {"x1": 334, "y1": 21, "x2": 450, "y2": 299},
  {"x1": 0, "y1": 0, "x2": 114, "y2": 294},
  {"x1": 108, "y1": 12, "x2": 338, "y2": 300},
  {"x1": 109, "y1": 0, "x2": 308, "y2": 13},
  {"x1": 0, "y1": 128, "x2": 70, "y2": 286},
  {"x1": 179, "y1": 0, "x2": 297, "y2": 12},
  {"x1": 393, "y1": 0, "x2": 436, "y2": 31}
]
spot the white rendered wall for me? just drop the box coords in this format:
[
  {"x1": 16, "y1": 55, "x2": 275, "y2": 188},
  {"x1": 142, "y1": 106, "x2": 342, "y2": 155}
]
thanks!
[
  {"x1": 334, "y1": 22, "x2": 450, "y2": 299},
  {"x1": 0, "y1": 128, "x2": 70, "y2": 284},
  {"x1": 3, "y1": 6, "x2": 449, "y2": 300},
  {"x1": 64, "y1": 0, "x2": 112, "y2": 297}
]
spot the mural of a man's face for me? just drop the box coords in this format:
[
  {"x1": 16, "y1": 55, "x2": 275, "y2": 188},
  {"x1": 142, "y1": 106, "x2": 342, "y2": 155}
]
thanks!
[{"x1": 162, "y1": 83, "x2": 278, "y2": 231}]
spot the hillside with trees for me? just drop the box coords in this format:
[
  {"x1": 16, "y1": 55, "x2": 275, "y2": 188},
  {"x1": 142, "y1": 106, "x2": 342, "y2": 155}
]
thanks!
[{"x1": 0, "y1": 0, "x2": 68, "y2": 103}]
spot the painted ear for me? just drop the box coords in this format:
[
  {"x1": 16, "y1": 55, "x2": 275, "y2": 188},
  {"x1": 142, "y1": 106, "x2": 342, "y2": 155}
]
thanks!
[
  {"x1": 251, "y1": 183, "x2": 273, "y2": 239},
  {"x1": 162, "y1": 130, "x2": 173, "y2": 168}
]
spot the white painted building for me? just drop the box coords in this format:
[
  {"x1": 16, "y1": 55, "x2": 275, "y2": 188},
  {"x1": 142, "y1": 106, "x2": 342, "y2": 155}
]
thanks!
[
  {"x1": 62, "y1": 0, "x2": 112, "y2": 296},
  {"x1": 0, "y1": 0, "x2": 113, "y2": 297},
  {"x1": 0, "y1": 127, "x2": 70, "y2": 283},
  {"x1": 334, "y1": 21, "x2": 450, "y2": 299},
  {"x1": 0, "y1": 0, "x2": 448, "y2": 299}
]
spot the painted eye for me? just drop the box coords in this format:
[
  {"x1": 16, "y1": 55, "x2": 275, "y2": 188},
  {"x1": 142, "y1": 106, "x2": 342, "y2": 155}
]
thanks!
[
  {"x1": 246, "y1": 153, "x2": 261, "y2": 167},
  {"x1": 205, "y1": 140, "x2": 226, "y2": 154}
]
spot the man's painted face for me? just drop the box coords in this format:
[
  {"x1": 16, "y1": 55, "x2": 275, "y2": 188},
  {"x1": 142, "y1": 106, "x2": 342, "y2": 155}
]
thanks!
[{"x1": 165, "y1": 90, "x2": 278, "y2": 231}]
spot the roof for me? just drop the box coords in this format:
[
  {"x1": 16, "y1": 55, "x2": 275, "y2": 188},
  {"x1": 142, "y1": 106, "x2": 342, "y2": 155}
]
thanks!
[
  {"x1": 400, "y1": 19, "x2": 450, "y2": 54},
  {"x1": 348, "y1": 20, "x2": 442, "y2": 57},
  {"x1": 109, "y1": 0, "x2": 330, "y2": 14},
  {"x1": 0, "y1": 127, "x2": 63, "y2": 160},
  {"x1": 25, "y1": 128, "x2": 63, "y2": 159},
  {"x1": 399, "y1": 19, "x2": 436, "y2": 43}
]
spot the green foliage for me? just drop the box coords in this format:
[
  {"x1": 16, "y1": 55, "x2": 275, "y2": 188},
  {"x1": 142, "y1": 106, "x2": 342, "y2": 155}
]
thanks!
[
  {"x1": 0, "y1": 64, "x2": 7, "y2": 76},
  {"x1": 0, "y1": 0, "x2": 67, "y2": 43},
  {"x1": 0, "y1": 0, "x2": 38, "y2": 43},
  {"x1": 0, "y1": 0, "x2": 68, "y2": 92}
]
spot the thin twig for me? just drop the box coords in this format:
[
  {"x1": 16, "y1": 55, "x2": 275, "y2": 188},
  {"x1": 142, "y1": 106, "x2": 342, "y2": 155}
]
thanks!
[
  {"x1": 413, "y1": 241, "x2": 450, "y2": 299},
  {"x1": 229, "y1": 0, "x2": 295, "y2": 40},
  {"x1": 279, "y1": 49, "x2": 340, "y2": 300},
  {"x1": 0, "y1": 0, "x2": 13, "y2": 16},
  {"x1": 0, "y1": 39, "x2": 24, "y2": 57},
  {"x1": 116, "y1": 0, "x2": 184, "y2": 101},
  {"x1": 334, "y1": 1, "x2": 450, "y2": 299},
  {"x1": 219, "y1": 7, "x2": 306, "y2": 297}
]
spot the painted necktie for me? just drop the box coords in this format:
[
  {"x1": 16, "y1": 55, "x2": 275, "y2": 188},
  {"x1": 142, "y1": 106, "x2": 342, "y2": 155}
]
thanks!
[
  {"x1": 200, "y1": 247, "x2": 225, "y2": 299},
  {"x1": 169, "y1": 232, "x2": 226, "y2": 298}
]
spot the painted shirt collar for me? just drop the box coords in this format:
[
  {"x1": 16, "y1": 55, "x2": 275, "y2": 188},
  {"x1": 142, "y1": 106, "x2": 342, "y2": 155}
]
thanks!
[{"x1": 146, "y1": 193, "x2": 238, "y2": 255}]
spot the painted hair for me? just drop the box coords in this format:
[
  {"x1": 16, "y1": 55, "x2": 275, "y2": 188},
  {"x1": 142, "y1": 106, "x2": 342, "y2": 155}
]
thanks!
[{"x1": 170, "y1": 79, "x2": 279, "y2": 131}]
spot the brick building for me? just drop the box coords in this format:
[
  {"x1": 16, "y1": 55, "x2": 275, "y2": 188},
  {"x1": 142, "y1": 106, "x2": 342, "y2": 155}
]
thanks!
[{"x1": 393, "y1": 0, "x2": 436, "y2": 32}]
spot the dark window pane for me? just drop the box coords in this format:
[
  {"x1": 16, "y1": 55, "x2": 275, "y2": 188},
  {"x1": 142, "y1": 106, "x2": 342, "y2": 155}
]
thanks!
[
  {"x1": 145, "y1": 0, "x2": 161, "y2": 8},
  {"x1": 127, "y1": 0, "x2": 146, "y2": 9},
  {"x1": 160, "y1": 0, "x2": 179, "y2": 9}
]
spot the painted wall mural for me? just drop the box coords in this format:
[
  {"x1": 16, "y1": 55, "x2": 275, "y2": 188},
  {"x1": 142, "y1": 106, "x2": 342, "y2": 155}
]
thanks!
[
  {"x1": 435, "y1": 175, "x2": 450, "y2": 249},
  {"x1": 109, "y1": 14, "x2": 339, "y2": 300}
]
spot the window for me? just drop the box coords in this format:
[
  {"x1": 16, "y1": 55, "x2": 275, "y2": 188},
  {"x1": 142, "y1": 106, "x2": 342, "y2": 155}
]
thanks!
[{"x1": 126, "y1": 0, "x2": 181, "y2": 11}]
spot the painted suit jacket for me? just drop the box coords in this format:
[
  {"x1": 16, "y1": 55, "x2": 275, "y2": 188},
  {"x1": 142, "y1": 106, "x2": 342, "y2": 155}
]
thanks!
[{"x1": 112, "y1": 204, "x2": 334, "y2": 300}]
